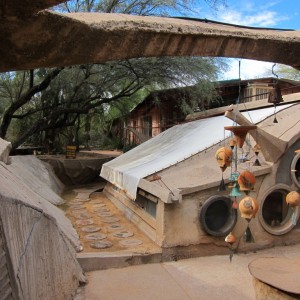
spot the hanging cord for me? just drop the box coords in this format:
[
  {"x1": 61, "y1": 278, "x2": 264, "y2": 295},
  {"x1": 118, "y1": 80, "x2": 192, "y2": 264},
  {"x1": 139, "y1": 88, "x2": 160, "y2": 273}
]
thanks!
[
  {"x1": 233, "y1": 61, "x2": 242, "y2": 126},
  {"x1": 272, "y1": 63, "x2": 279, "y2": 123},
  {"x1": 233, "y1": 61, "x2": 242, "y2": 172}
]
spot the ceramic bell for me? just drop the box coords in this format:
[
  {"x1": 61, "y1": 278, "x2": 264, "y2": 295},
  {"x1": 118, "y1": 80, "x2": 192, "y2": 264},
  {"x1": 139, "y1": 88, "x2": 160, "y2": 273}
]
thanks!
[
  {"x1": 215, "y1": 147, "x2": 232, "y2": 171},
  {"x1": 286, "y1": 191, "x2": 300, "y2": 207},
  {"x1": 239, "y1": 196, "x2": 259, "y2": 219},
  {"x1": 238, "y1": 171, "x2": 256, "y2": 192},
  {"x1": 225, "y1": 232, "x2": 236, "y2": 245}
]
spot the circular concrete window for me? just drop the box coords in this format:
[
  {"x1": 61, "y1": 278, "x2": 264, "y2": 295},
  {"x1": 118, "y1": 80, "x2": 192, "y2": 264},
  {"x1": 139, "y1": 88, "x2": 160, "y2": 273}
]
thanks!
[
  {"x1": 259, "y1": 186, "x2": 299, "y2": 235},
  {"x1": 291, "y1": 153, "x2": 300, "y2": 189},
  {"x1": 200, "y1": 196, "x2": 237, "y2": 237}
]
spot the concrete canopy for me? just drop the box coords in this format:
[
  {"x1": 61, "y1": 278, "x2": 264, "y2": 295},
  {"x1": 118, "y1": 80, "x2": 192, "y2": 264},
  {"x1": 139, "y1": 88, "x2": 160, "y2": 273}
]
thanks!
[{"x1": 1, "y1": 0, "x2": 300, "y2": 72}]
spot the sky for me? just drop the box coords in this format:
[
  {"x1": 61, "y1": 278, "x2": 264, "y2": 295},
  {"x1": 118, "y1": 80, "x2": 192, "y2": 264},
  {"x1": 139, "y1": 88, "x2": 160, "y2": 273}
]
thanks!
[{"x1": 192, "y1": 0, "x2": 300, "y2": 80}]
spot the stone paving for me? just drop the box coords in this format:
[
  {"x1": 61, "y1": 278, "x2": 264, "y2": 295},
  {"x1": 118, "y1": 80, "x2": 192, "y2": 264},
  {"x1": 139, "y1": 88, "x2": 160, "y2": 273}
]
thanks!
[{"x1": 63, "y1": 183, "x2": 160, "y2": 255}]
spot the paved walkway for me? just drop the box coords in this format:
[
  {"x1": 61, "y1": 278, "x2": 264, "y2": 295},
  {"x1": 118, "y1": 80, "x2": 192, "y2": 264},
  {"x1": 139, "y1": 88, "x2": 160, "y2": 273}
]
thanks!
[
  {"x1": 64, "y1": 185, "x2": 161, "y2": 256},
  {"x1": 75, "y1": 243, "x2": 300, "y2": 300}
]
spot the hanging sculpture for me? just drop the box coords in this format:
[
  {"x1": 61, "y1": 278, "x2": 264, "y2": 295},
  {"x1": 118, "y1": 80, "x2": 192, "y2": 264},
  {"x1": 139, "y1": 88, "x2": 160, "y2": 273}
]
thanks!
[
  {"x1": 218, "y1": 62, "x2": 264, "y2": 261},
  {"x1": 239, "y1": 196, "x2": 259, "y2": 243},
  {"x1": 253, "y1": 144, "x2": 261, "y2": 166},
  {"x1": 225, "y1": 232, "x2": 236, "y2": 262},
  {"x1": 224, "y1": 125, "x2": 257, "y2": 148},
  {"x1": 268, "y1": 64, "x2": 283, "y2": 123},
  {"x1": 238, "y1": 171, "x2": 256, "y2": 193},
  {"x1": 215, "y1": 147, "x2": 232, "y2": 191}
]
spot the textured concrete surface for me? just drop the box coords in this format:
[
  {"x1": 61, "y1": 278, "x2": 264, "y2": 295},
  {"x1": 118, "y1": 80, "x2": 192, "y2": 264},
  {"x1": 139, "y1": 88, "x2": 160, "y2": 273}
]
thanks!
[
  {"x1": 1, "y1": 0, "x2": 300, "y2": 71},
  {"x1": 75, "y1": 243, "x2": 300, "y2": 300},
  {"x1": 61, "y1": 184, "x2": 162, "y2": 273}
]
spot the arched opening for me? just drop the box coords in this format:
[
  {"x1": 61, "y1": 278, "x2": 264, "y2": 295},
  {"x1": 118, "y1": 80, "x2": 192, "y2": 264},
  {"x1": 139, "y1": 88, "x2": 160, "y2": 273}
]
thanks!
[
  {"x1": 262, "y1": 190, "x2": 290, "y2": 227},
  {"x1": 259, "y1": 186, "x2": 299, "y2": 235},
  {"x1": 200, "y1": 196, "x2": 237, "y2": 237}
]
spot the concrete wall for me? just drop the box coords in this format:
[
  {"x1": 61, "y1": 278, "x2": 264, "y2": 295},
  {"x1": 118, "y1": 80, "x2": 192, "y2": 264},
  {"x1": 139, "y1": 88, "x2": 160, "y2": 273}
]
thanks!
[{"x1": 104, "y1": 137, "x2": 300, "y2": 256}]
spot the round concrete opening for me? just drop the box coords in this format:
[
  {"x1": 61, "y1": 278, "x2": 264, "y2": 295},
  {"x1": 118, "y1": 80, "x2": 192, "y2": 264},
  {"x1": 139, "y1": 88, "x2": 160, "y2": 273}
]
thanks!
[
  {"x1": 200, "y1": 195, "x2": 237, "y2": 237},
  {"x1": 259, "y1": 186, "x2": 299, "y2": 235}
]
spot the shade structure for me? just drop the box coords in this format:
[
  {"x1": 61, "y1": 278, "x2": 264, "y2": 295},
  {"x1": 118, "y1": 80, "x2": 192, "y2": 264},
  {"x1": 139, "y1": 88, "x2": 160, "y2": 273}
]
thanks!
[{"x1": 224, "y1": 125, "x2": 257, "y2": 148}]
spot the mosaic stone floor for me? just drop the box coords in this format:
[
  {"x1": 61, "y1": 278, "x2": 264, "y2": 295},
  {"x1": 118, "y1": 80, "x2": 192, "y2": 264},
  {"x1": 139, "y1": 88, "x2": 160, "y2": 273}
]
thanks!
[{"x1": 63, "y1": 184, "x2": 160, "y2": 254}]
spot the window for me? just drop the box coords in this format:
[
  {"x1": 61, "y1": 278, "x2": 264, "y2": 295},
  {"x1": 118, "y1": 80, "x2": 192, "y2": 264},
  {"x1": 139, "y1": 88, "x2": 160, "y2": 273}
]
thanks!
[
  {"x1": 256, "y1": 88, "x2": 270, "y2": 100},
  {"x1": 200, "y1": 196, "x2": 237, "y2": 237},
  {"x1": 142, "y1": 116, "x2": 152, "y2": 137},
  {"x1": 242, "y1": 88, "x2": 253, "y2": 102},
  {"x1": 136, "y1": 190, "x2": 157, "y2": 218},
  {"x1": 259, "y1": 186, "x2": 299, "y2": 235}
]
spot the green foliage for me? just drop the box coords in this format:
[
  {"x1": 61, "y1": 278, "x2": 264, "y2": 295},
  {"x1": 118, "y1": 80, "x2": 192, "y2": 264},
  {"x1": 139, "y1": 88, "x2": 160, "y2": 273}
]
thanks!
[
  {"x1": 0, "y1": 0, "x2": 228, "y2": 150},
  {"x1": 276, "y1": 65, "x2": 300, "y2": 81}
]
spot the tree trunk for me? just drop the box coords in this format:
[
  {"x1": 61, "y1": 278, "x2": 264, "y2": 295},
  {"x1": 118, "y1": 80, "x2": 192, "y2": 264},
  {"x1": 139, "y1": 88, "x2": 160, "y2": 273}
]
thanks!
[{"x1": 0, "y1": 67, "x2": 63, "y2": 139}]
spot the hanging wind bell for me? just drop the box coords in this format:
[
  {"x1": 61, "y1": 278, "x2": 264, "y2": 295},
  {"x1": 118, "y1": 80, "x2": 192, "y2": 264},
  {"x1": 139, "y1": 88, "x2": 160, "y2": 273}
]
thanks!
[
  {"x1": 228, "y1": 172, "x2": 241, "y2": 209},
  {"x1": 239, "y1": 196, "x2": 259, "y2": 243},
  {"x1": 238, "y1": 171, "x2": 256, "y2": 194},
  {"x1": 253, "y1": 144, "x2": 261, "y2": 166},
  {"x1": 268, "y1": 64, "x2": 283, "y2": 123},
  {"x1": 215, "y1": 147, "x2": 232, "y2": 191},
  {"x1": 225, "y1": 232, "x2": 236, "y2": 262},
  {"x1": 229, "y1": 138, "x2": 237, "y2": 149}
]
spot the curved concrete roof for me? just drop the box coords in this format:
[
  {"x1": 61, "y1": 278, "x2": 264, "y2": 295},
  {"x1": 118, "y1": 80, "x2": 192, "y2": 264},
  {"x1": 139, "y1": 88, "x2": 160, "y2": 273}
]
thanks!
[{"x1": 1, "y1": 0, "x2": 300, "y2": 71}]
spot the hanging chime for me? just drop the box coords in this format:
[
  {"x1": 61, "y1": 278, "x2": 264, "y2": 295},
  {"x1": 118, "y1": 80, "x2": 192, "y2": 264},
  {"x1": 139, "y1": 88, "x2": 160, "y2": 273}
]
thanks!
[
  {"x1": 225, "y1": 232, "x2": 236, "y2": 262},
  {"x1": 228, "y1": 172, "x2": 241, "y2": 209},
  {"x1": 239, "y1": 196, "x2": 259, "y2": 243},
  {"x1": 268, "y1": 64, "x2": 283, "y2": 123},
  {"x1": 229, "y1": 138, "x2": 237, "y2": 149},
  {"x1": 238, "y1": 171, "x2": 256, "y2": 194},
  {"x1": 215, "y1": 147, "x2": 232, "y2": 191},
  {"x1": 253, "y1": 144, "x2": 261, "y2": 166}
]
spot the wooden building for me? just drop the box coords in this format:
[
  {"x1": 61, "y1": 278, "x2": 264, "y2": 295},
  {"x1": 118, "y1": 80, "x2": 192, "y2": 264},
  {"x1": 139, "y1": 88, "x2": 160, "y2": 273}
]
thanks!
[{"x1": 123, "y1": 78, "x2": 300, "y2": 145}]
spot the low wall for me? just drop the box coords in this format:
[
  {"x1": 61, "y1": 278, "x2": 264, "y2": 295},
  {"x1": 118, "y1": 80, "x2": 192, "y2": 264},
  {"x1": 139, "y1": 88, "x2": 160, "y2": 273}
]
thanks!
[{"x1": 39, "y1": 153, "x2": 113, "y2": 185}]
